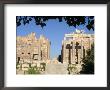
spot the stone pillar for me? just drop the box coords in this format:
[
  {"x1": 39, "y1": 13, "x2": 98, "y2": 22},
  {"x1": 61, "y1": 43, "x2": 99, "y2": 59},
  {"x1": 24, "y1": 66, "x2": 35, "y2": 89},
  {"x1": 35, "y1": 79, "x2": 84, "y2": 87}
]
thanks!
[
  {"x1": 70, "y1": 43, "x2": 73, "y2": 64},
  {"x1": 79, "y1": 47, "x2": 82, "y2": 64},
  {"x1": 78, "y1": 49, "x2": 80, "y2": 64},
  {"x1": 73, "y1": 41, "x2": 76, "y2": 64},
  {"x1": 81, "y1": 39, "x2": 83, "y2": 63},
  {"x1": 69, "y1": 45, "x2": 71, "y2": 64},
  {"x1": 47, "y1": 43, "x2": 50, "y2": 60},
  {"x1": 63, "y1": 42, "x2": 66, "y2": 63},
  {"x1": 71, "y1": 41, "x2": 75, "y2": 64},
  {"x1": 38, "y1": 43, "x2": 41, "y2": 61}
]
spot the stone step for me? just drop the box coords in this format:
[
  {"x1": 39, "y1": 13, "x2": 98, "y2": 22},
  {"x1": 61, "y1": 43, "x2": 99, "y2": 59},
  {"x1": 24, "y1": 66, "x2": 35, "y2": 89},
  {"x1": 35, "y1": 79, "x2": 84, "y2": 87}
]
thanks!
[{"x1": 44, "y1": 63, "x2": 68, "y2": 74}]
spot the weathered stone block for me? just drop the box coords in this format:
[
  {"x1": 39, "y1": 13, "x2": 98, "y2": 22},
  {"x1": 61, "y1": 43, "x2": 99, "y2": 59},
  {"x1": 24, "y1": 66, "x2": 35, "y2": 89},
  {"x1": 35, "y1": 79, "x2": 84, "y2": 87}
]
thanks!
[{"x1": 22, "y1": 63, "x2": 29, "y2": 68}]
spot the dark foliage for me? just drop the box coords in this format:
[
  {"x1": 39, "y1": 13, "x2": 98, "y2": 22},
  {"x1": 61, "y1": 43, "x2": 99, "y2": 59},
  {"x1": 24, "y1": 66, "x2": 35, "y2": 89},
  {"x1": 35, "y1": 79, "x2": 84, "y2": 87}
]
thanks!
[
  {"x1": 80, "y1": 44, "x2": 94, "y2": 74},
  {"x1": 16, "y1": 16, "x2": 94, "y2": 31}
]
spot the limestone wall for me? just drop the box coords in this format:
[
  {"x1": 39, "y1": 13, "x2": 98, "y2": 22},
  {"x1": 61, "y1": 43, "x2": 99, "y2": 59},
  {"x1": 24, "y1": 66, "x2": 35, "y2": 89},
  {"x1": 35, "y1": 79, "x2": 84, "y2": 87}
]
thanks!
[
  {"x1": 62, "y1": 30, "x2": 94, "y2": 64},
  {"x1": 16, "y1": 32, "x2": 50, "y2": 74},
  {"x1": 17, "y1": 32, "x2": 50, "y2": 63}
]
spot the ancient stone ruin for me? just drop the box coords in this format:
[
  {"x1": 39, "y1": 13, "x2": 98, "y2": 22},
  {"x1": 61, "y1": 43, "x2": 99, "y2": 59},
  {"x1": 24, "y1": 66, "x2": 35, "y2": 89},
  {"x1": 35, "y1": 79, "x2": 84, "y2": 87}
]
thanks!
[{"x1": 16, "y1": 30, "x2": 94, "y2": 74}]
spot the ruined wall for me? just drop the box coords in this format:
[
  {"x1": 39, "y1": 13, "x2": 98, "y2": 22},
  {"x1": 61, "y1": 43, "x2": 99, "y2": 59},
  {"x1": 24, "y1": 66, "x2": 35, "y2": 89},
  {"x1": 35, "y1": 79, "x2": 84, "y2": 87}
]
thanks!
[
  {"x1": 61, "y1": 30, "x2": 94, "y2": 64},
  {"x1": 16, "y1": 32, "x2": 50, "y2": 65}
]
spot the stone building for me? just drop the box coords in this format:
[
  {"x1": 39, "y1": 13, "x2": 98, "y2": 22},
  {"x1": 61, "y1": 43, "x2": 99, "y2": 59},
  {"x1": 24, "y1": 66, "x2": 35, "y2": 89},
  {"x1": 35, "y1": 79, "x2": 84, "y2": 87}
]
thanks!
[
  {"x1": 61, "y1": 29, "x2": 94, "y2": 64},
  {"x1": 16, "y1": 32, "x2": 50, "y2": 64}
]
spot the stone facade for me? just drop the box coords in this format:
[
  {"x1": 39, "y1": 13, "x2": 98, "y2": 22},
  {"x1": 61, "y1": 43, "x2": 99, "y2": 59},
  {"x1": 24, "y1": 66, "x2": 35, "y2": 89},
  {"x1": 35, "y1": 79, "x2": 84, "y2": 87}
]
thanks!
[
  {"x1": 16, "y1": 30, "x2": 94, "y2": 74},
  {"x1": 61, "y1": 29, "x2": 94, "y2": 64},
  {"x1": 17, "y1": 32, "x2": 50, "y2": 62},
  {"x1": 16, "y1": 32, "x2": 50, "y2": 74}
]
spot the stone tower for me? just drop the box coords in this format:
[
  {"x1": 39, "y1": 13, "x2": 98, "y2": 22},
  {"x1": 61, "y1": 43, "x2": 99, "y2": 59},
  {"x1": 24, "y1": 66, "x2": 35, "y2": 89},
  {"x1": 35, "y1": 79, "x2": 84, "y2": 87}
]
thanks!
[{"x1": 16, "y1": 32, "x2": 50, "y2": 64}]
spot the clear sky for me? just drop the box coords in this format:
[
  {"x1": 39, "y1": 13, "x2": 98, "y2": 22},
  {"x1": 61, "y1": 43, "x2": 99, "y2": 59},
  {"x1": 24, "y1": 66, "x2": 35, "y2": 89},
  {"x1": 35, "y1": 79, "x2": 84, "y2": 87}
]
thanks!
[{"x1": 17, "y1": 17, "x2": 94, "y2": 59}]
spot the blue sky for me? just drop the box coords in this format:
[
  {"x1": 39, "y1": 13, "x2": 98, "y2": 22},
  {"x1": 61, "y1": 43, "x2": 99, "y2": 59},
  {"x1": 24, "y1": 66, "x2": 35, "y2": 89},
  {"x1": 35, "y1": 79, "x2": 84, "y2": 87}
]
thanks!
[{"x1": 17, "y1": 17, "x2": 94, "y2": 59}]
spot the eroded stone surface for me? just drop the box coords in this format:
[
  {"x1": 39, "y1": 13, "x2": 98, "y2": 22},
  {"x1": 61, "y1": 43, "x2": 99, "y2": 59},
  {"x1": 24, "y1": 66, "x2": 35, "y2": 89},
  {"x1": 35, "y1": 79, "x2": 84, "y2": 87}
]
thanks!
[
  {"x1": 45, "y1": 63, "x2": 68, "y2": 74},
  {"x1": 16, "y1": 30, "x2": 94, "y2": 75}
]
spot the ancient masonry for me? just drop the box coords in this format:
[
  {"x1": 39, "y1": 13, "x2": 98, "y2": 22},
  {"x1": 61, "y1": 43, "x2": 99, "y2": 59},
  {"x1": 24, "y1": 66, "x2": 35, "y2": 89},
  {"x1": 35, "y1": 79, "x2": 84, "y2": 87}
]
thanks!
[
  {"x1": 61, "y1": 29, "x2": 94, "y2": 64},
  {"x1": 16, "y1": 32, "x2": 50, "y2": 73},
  {"x1": 16, "y1": 30, "x2": 94, "y2": 74}
]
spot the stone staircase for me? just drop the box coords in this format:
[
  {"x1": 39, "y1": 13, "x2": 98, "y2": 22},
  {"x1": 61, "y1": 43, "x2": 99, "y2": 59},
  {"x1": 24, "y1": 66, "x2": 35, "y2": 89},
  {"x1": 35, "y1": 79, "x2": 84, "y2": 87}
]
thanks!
[{"x1": 44, "y1": 63, "x2": 68, "y2": 74}]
